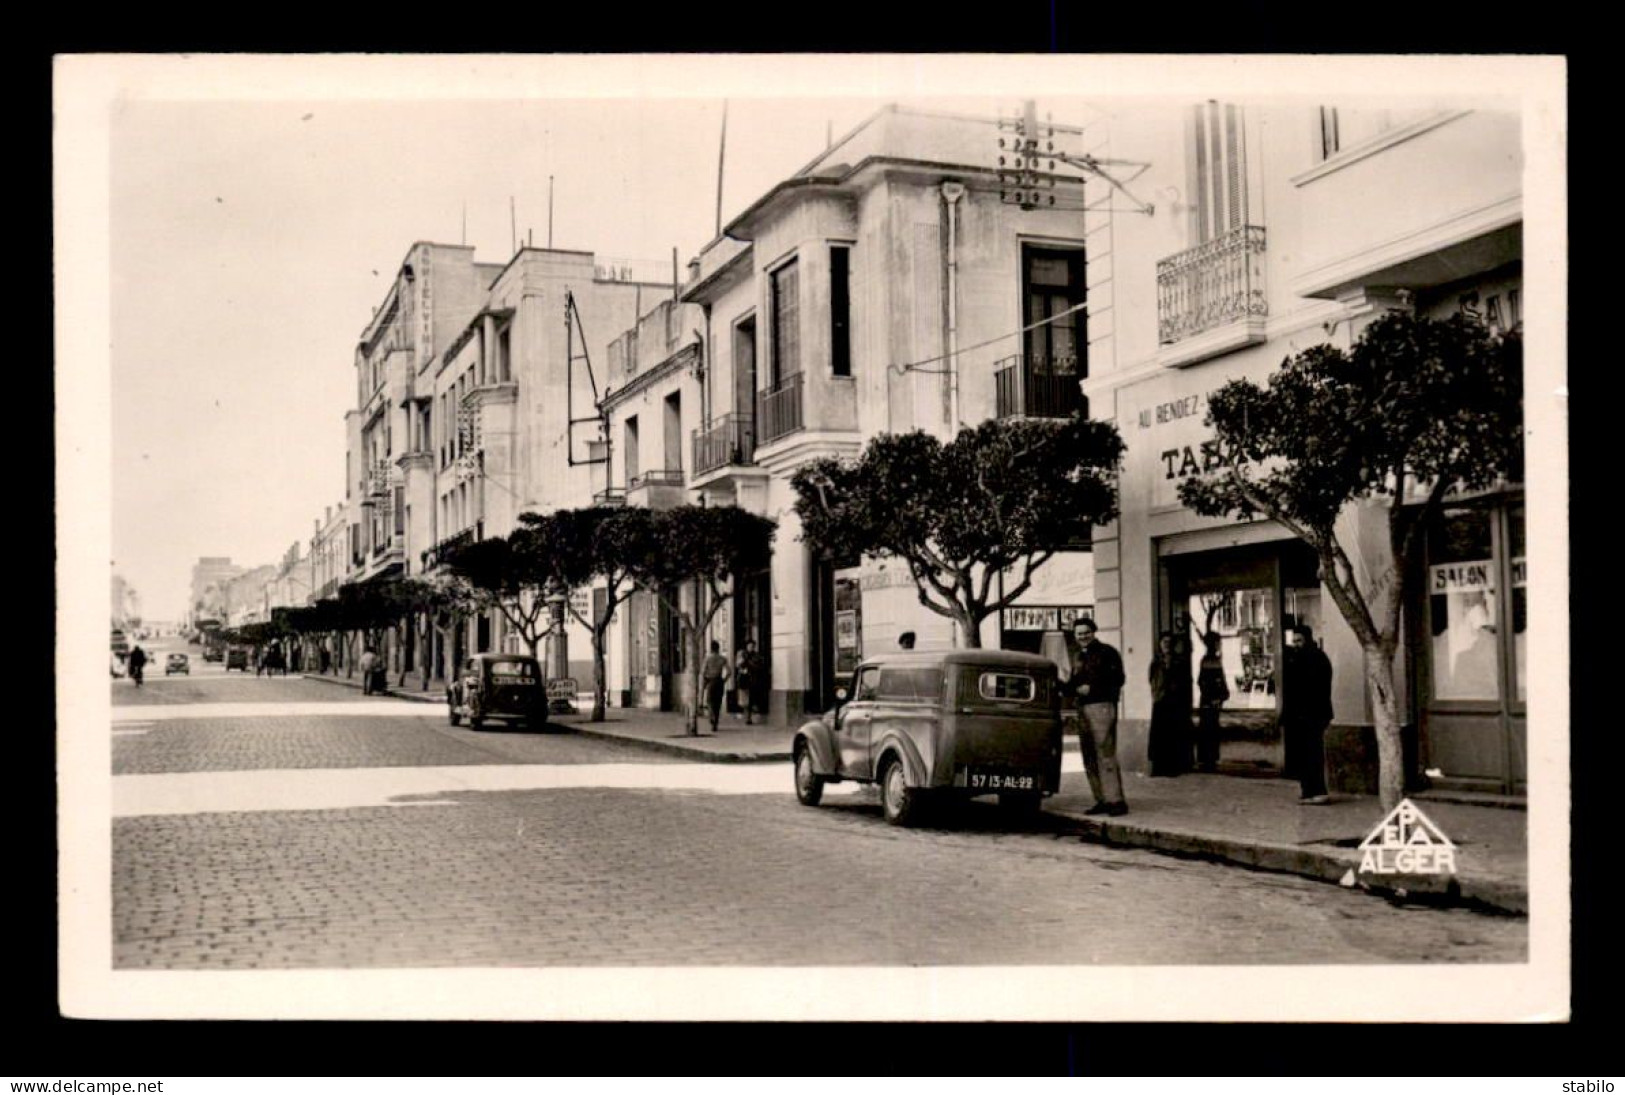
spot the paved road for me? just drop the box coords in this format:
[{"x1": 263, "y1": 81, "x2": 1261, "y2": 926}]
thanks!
[{"x1": 111, "y1": 662, "x2": 1528, "y2": 970}]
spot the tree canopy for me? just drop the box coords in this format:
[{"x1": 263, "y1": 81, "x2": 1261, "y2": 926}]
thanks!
[{"x1": 792, "y1": 416, "x2": 1124, "y2": 646}]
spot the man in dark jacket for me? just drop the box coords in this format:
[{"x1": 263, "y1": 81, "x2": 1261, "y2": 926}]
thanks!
[
  {"x1": 1062, "y1": 616, "x2": 1128, "y2": 816},
  {"x1": 1281, "y1": 623, "x2": 1334, "y2": 803}
]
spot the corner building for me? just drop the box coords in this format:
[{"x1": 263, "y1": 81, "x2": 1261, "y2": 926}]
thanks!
[
  {"x1": 679, "y1": 106, "x2": 1112, "y2": 724},
  {"x1": 1091, "y1": 100, "x2": 1525, "y2": 795}
]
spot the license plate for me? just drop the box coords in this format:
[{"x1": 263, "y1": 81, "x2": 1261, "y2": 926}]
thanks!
[{"x1": 963, "y1": 767, "x2": 1039, "y2": 792}]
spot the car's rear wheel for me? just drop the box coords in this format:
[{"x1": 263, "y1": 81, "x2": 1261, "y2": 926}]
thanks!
[
  {"x1": 880, "y1": 757, "x2": 918, "y2": 826},
  {"x1": 794, "y1": 745, "x2": 824, "y2": 807}
]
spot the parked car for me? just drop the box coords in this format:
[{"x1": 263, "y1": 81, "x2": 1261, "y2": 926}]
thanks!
[
  {"x1": 225, "y1": 647, "x2": 249, "y2": 672},
  {"x1": 792, "y1": 650, "x2": 1064, "y2": 826},
  {"x1": 447, "y1": 653, "x2": 547, "y2": 731},
  {"x1": 165, "y1": 652, "x2": 190, "y2": 676}
]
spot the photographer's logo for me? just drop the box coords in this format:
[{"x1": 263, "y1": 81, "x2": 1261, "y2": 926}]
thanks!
[{"x1": 1358, "y1": 799, "x2": 1457, "y2": 876}]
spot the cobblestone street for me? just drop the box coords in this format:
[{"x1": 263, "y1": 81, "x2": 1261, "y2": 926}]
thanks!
[{"x1": 111, "y1": 673, "x2": 1527, "y2": 970}]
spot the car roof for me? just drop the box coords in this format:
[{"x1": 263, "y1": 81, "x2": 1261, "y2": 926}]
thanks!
[{"x1": 856, "y1": 650, "x2": 1057, "y2": 671}]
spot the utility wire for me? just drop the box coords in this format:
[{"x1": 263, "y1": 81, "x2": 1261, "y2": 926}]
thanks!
[{"x1": 889, "y1": 300, "x2": 1093, "y2": 376}]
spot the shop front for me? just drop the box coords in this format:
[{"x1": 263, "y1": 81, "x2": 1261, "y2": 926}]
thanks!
[{"x1": 1413, "y1": 494, "x2": 1526, "y2": 794}]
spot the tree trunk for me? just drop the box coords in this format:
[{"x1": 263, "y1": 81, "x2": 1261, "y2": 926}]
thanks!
[
  {"x1": 957, "y1": 602, "x2": 982, "y2": 648},
  {"x1": 1364, "y1": 644, "x2": 1406, "y2": 812},
  {"x1": 591, "y1": 623, "x2": 609, "y2": 722}
]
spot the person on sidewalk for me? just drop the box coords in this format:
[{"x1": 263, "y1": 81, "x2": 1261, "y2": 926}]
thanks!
[
  {"x1": 1147, "y1": 631, "x2": 1192, "y2": 777},
  {"x1": 734, "y1": 639, "x2": 765, "y2": 725},
  {"x1": 700, "y1": 640, "x2": 729, "y2": 736},
  {"x1": 1281, "y1": 623, "x2": 1333, "y2": 804},
  {"x1": 1061, "y1": 616, "x2": 1128, "y2": 817},
  {"x1": 1195, "y1": 631, "x2": 1228, "y2": 772},
  {"x1": 359, "y1": 647, "x2": 378, "y2": 696}
]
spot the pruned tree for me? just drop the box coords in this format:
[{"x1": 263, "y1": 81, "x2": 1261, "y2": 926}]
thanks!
[
  {"x1": 520, "y1": 505, "x2": 656, "y2": 722},
  {"x1": 1177, "y1": 309, "x2": 1523, "y2": 810},
  {"x1": 630, "y1": 505, "x2": 777, "y2": 735},
  {"x1": 791, "y1": 417, "x2": 1124, "y2": 648},
  {"x1": 441, "y1": 533, "x2": 555, "y2": 658}
]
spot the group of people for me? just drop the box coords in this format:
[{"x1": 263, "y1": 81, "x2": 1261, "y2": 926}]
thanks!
[
  {"x1": 696, "y1": 639, "x2": 768, "y2": 736},
  {"x1": 1060, "y1": 616, "x2": 1335, "y2": 817},
  {"x1": 255, "y1": 642, "x2": 289, "y2": 677}
]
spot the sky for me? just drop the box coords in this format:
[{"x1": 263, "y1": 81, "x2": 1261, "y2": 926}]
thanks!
[
  {"x1": 66, "y1": 54, "x2": 1564, "y2": 622},
  {"x1": 99, "y1": 62, "x2": 1015, "y2": 621}
]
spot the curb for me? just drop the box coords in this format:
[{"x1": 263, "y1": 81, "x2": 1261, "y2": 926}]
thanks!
[
  {"x1": 567, "y1": 723, "x2": 792, "y2": 765},
  {"x1": 1052, "y1": 808, "x2": 1527, "y2": 915}
]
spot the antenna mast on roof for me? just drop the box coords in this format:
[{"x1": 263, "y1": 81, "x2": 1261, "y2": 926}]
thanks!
[{"x1": 715, "y1": 100, "x2": 728, "y2": 238}]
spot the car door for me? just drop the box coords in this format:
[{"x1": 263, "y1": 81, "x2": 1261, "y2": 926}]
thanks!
[{"x1": 834, "y1": 665, "x2": 880, "y2": 778}]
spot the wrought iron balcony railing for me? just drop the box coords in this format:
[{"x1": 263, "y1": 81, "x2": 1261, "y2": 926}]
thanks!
[
  {"x1": 756, "y1": 372, "x2": 805, "y2": 446},
  {"x1": 993, "y1": 353, "x2": 1086, "y2": 420},
  {"x1": 1156, "y1": 224, "x2": 1268, "y2": 345},
  {"x1": 693, "y1": 413, "x2": 757, "y2": 476}
]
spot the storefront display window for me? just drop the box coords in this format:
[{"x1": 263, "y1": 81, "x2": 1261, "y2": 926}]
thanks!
[
  {"x1": 834, "y1": 572, "x2": 863, "y2": 675},
  {"x1": 1429, "y1": 507, "x2": 1500, "y2": 702}
]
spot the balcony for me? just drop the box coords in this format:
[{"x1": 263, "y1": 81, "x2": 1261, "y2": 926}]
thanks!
[
  {"x1": 1157, "y1": 225, "x2": 1268, "y2": 350},
  {"x1": 756, "y1": 372, "x2": 805, "y2": 446},
  {"x1": 693, "y1": 413, "x2": 756, "y2": 476},
  {"x1": 627, "y1": 469, "x2": 688, "y2": 512},
  {"x1": 994, "y1": 354, "x2": 1086, "y2": 420},
  {"x1": 593, "y1": 487, "x2": 628, "y2": 507}
]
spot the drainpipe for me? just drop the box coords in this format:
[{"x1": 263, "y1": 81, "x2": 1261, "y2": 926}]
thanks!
[{"x1": 940, "y1": 181, "x2": 966, "y2": 438}]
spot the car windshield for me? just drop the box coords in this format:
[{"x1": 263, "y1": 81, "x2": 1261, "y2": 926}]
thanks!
[{"x1": 488, "y1": 660, "x2": 538, "y2": 680}]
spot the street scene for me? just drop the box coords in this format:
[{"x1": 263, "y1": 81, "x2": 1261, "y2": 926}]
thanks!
[
  {"x1": 61, "y1": 54, "x2": 1566, "y2": 1022},
  {"x1": 112, "y1": 635, "x2": 1528, "y2": 970}
]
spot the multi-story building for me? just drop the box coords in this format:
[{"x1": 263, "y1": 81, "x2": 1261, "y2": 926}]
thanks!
[
  {"x1": 1087, "y1": 98, "x2": 1524, "y2": 794},
  {"x1": 308, "y1": 504, "x2": 349, "y2": 605},
  {"x1": 396, "y1": 246, "x2": 666, "y2": 680},
  {"x1": 263, "y1": 541, "x2": 310, "y2": 619},
  {"x1": 676, "y1": 105, "x2": 1105, "y2": 724},
  {"x1": 599, "y1": 297, "x2": 707, "y2": 709},
  {"x1": 189, "y1": 556, "x2": 242, "y2": 627}
]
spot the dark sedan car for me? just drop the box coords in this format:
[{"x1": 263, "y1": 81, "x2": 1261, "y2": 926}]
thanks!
[
  {"x1": 225, "y1": 647, "x2": 250, "y2": 672},
  {"x1": 447, "y1": 653, "x2": 547, "y2": 731},
  {"x1": 165, "y1": 652, "x2": 190, "y2": 675}
]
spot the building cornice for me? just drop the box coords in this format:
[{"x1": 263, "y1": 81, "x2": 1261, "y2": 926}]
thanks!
[{"x1": 601, "y1": 343, "x2": 701, "y2": 412}]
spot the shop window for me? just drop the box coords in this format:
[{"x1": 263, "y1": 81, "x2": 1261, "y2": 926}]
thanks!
[{"x1": 1428, "y1": 507, "x2": 1500, "y2": 702}]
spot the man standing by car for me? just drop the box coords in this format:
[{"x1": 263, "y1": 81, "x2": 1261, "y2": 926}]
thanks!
[{"x1": 1062, "y1": 617, "x2": 1127, "y2": 816}]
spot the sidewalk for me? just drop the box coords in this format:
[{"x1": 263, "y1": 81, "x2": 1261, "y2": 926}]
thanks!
[{"x1": 306, "y1": 670, "x2": 1528, "y2": 914}]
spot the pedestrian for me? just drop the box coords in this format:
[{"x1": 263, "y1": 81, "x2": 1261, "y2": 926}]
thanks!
[
  {"x1": 700, "y1": 639, "x2": 729, "y2": 736},
  {"x1": 319, "y1": 643, "x2": 331, "y2": 674},
  {"x1": 1147, "y1": 631, "x2": 1192, "y2": 777},
  {"x1": 126, "y1": 644, "x2": 147, "y2": 687},
  {"x1": 269, "y1": 643, "x2": 286, "y2": 677},
  {"x1": 290, "y1": 644, "x2": 303, "y2": 674},
  {"x1": 734, "y1": 639, "x2": 765, "y2": 725},
  {"x1": 1060, "y1": 617, "x2": 1128, "y2": 816},
  {"x1": 255, "y1": 645, "x2": 267, "y2": 678},
  {"x1": 898, "y1": 631, "x2": 916, "y2": 650},
  {"x1": 1195, "y1": 631, "x2": 1228, "y2": 772},
  {"x1": 1280, "y1": 623, "x2": 1333, "y2": 804},
  {"x1": 359, "y1": 646, "x2": 378, "y2": 695}
]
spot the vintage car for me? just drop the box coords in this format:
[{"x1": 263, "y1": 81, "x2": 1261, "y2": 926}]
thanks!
[
  {"x1": 165, "y1": 652, "x2": 190, "y2": 675},
  {"x1": 225, "y1": 647, "x2": 250, "y2": 672},
  {"x1": 792, "y1": 650, "x2": 1064, "y2": 826},
  {"x1": 447, "y1": 653, "x2": 548, "y2": 731}
]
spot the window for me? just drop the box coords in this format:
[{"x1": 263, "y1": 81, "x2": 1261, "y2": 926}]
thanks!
[
  {"x1": 1022, "y1": 244, "x2": 1086, "y2": 378},
  {"x1": 852, "y1": 666, "x2": 880, "y2": 702},
  {"x1": 830, "y1": 246, "x2": 851, "y2": 377},
  {"x1": 770, "y1": 259, "x2": 800, "y2": 385},
  {"x1": 1315, "y1": 104, "x2": 1445, "y2": 162},
  {"x1": 394, "y1": 487, "x2": 405, "y2": 537},
  {"x1": 1428, "y1": 507, "x2": 1500, "y2": 702},
  {"x1": 878, "y1": 667, "x2": 940, "y2": 703},
  {"x1": 1189, "y1": 101, "x2": 1248, "y2": 243},
  {"x1": 624, "y1": 416, "x2": 640, "y2": 483},
  {"x1": 978, "y1": 672, "x2": 1037, "y2": 703},
  {"x1": 663, "y1": 391, "x2": 682, "y2": 473},
  {"x1": 497, "y1": 327, "x2": 512, "y2": 383}
]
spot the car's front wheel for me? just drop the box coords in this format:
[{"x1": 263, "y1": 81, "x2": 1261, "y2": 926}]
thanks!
[
  {"x1": 447, "y1": 699, "x2": 461, "y2": 726},
  {"x1": 880, "y1": 757, "x2": 919, "y2": 827},
  {"x1": 794, "y1": 745, "x2": 824, "y2": 807}
]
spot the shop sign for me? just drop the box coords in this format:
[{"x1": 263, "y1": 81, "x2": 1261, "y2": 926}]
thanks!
[
  {"x1": 1430, "y1": 560, "x2": 1493, "y2": 595},
  {"x1": 1002, "y1": 605, "x2": 1091, "y2": 632},
  {"x1": 835, "y1": 610, "x2": 860, "y2": 648},
  {"x1": 569, "y1": 589, "x2": 590, "y2": 620}
]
